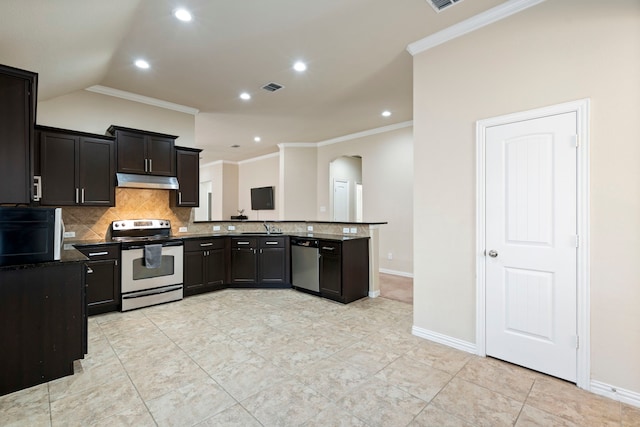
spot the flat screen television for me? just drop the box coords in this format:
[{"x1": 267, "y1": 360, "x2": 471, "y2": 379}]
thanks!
[{"x1": 250, "y1": 186, "x2": 274, "y2": 210}]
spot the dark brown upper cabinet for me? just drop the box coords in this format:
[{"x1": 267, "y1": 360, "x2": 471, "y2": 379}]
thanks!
[
  {"x1": 108, "y1": 126, "x2": 177, "y2": 177},
  {"x1": 0, "y1": 64, "x2": 37, "y2": 204},
  {"x1": 38, "y1": 126, "x2": 115, "y2": 206},
  {"x1": 173, "y1": 146, "x2": 201, "y2": 207}
]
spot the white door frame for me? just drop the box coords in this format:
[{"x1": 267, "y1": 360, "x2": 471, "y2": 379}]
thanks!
[{"x1": 475, "y1": 99, "x2": 590, "y2": 390}]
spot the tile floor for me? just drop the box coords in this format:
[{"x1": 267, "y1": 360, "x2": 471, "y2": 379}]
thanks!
[{"x1": 2, "y1": 289, "x2": 639, "y2": 426}]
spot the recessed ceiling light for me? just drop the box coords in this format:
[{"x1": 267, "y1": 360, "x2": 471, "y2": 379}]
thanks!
[
  {"x1": 382, "y1": 110, "x2": 392, "y2": 117},
  {"x1": 135, "y1": 59, "x2": 150, "y2": 69},
  {"x1": 173, "y1": 8, "x2": 192, "y2": 22},
  {"x1": 240, "y1": 92, "x2": 251, "y2": 100},
  {"x1": 293, "y1": 61, "x2": 307, "y2": 72},
  {"x1": 254, "y1": 137, "x2": 261, "y2": 143}
]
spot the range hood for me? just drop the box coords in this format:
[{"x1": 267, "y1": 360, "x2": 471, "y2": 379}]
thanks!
[{"x1": 116, "y1": 173, "x2": 179, "y2": 190}]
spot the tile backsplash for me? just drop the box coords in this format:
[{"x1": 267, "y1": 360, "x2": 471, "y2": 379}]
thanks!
[
  {"x1": 61, "y1": 188, "x2": 191, "y2": 240},
  {"x1": 61, "y1": 188, "x2": 371, "y2": 240}
]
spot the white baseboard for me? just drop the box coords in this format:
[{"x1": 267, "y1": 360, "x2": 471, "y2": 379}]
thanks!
[
  {"x1": 379, "y1": 268, "x2": 414, "y2": 278},
  {"x1": 590, "y1": 380, "x2": 640, "y2": 408},
  {"x1": 412, "y1": 325, "x2": 477, "y2": 355},
  {"x1": 368, "y1": 290, "x2": 381, "y2": 298}
]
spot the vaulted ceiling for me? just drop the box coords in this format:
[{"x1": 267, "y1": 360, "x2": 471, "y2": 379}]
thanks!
[{"x1": 1, "y1": 0, "x2": 505, "y2": 161}]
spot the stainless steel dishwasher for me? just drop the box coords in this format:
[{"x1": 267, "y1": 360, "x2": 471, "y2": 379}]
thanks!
[{"x1": 291, "y1": 237, "x2": 320, "y2": 293}]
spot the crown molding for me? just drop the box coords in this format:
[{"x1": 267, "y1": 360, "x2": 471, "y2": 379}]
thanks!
[
  {"x1": 200, "y1": 159, "x2": 238, "y2": 167},
  {"x1": 278, "y1": 143, "x2": 318, "y2": 149},
  {"x1": 407, "y1": 0, "x2": 546, "y2": 56},
  {"x1": 238, "y1": 151, "x2": 279, "y2": 165},
  {"x1": 85, "y1": 85, "x2": 200, "y2": 115},
  {"x1": 317, "y1": 121, "x2": 413, "y2": 147}
]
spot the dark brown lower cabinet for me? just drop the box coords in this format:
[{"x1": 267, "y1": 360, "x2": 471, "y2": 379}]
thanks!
[
  {"x1": 184, "y1": 238, "x2": 226, "y2": 296},
  {"x1": 0, "y1": 261, "x2": 87, "y2": 396},
  {"x1": 319, "y1": 238, "x2": 369, "y2": 303},
  {"x1": 229, "y1": 236, "x2": 290, "y2": 287},
  {"x1": 75, "y1": 244, "x2": 120, "y2": 315}
]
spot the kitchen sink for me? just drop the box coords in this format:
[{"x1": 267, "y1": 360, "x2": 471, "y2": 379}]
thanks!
[{"x1": 240, "y1": 231, "x2": 283, "y2": 235}]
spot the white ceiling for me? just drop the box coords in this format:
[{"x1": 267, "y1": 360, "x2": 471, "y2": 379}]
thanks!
[{"x1": 0, "y1": 0, "x2": 505, "y2": 162}]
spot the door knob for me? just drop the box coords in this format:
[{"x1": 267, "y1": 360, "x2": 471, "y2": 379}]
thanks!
[{"x1": 488, "y1": 250, "x2": 498, "y2": 258}]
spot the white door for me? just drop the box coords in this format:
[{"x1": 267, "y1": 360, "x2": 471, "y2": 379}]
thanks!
[
  {"x1": 485, "y1": 112, "x2": 577, "y2": 382},
  {"x1": 333, "y1": 180, "x2": 349, "y2": 222},
  {"x1": 356, "y1": 183, "x2": 363, "y2": 222}
]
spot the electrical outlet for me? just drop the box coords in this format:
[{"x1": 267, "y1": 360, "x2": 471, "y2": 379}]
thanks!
[
  {"x1": 213, "y1": 225, "x2": 221, "y2": 231},
  {"x1": 350, "y1": 227, "x2": 357, "y2": 234},
  {"x1": 179, "y1": 227, "x2": 188, "y2": 233},
  {"x1": 307, "y1": 225, "x2": 313, "y2": 232},
  {"x1": 228, "y1": 225, "x2": 236, "y2": 231},
  {"x1": 342, "y1": 227, "x2": 350, "y2": 234},
  {"x1": 387, "y1": 252, "x2": 393, "y2": 260},
  {"x1": 320, "y1": 206, "x2": 326, "y2": 213},
  {"x1": 63, "y1": 231, "x2": 75, "y2": 238}
]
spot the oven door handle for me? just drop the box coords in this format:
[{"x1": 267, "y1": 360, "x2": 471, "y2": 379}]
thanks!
[
  {"x1": 122, "y1": 285, "x2": 183, "y2": 299},
  {"x1": 124, "y1": 241, "x2": 184, "y2": 250}
]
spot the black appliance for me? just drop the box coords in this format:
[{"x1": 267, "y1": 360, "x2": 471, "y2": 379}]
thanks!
[{"x1": 0, "y1": 207, "x2": 63, "y2": 266}]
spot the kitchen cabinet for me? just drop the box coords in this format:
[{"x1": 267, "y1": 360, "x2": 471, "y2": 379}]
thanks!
[
  {"x1": 184, "y1": 237, "x2": 226, "y2": 296},
  {"x1": 229, "y1": 236, "x2": 290, "y2": 287},
  {"x1": 75, "y1": 243, "x2": 120, "y2": 315},
  {"x1": 108, "y1": 125, "x2": 176, "y2": 176},
  {"x1": 0, "y1": 261, "x2": 86, "y2": 396},
  {"x1": 38, "y1": 126, "x2": 115, "y2": 206},
  {"x1": 173, "y1": 146, "x2": 201, "y2": 207},
  {"x1": 319, "y1": 238, "x2": 369, "y2": 303},
  {"x1": 258, "y1": 236, "x2": 289, "y2": 285},
  {"x1": 0, "y1": 64, "x2": 37, "y2": 204}
]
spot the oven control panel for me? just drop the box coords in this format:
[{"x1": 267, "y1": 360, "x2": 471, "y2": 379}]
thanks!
[{"x1": 112, "y1": 219, "x2": 171, "y2": 230}]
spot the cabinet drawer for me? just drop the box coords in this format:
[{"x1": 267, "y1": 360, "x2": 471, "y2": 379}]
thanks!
[
  {"x1": 76, "y1": 244, "x2": 120, "y2": 260},
  {"x1": 231, "y1": 237, "x2": 258, "y2": 249},
  {"x1": 260, "y1": 236, "x2": 286, "y2": 248},
  {"x1": 184, "y1": 238, "x2": 225, "y2": 252},
  {"x1": 319, "y1": 241, "x2": 341, "y2": 256}
]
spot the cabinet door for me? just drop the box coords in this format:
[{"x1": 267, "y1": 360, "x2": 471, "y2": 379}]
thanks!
[
  {"x1": 147, "y1": 135, "x2": 175, "y2": 176},
  {"x1": 86, "y1": 259, "x2": 119, "y2": 315},
  {"x1": 0, "y1": 67, "x2": 35, "y2": 204},
  {"x1": 116, "y1": 131, "x2": 146, "y2": 174},
  {"x1": 79, "y1": 137, "x2": 115, "y2": 206},
  {"x1": 206, "y1": 248, "x2": 226, "y2": 287},
  {"x1": 175, "y1": 149, "x2": 199, "y2": 206},
  {"x1": 259, "y1": 248, "x2": 286, "y2": 284},
  {"x1": 319, "y1": 254, "x2": 342, "y2": 298},
  {"x1": 184, "y1": 250, "x2": 206, "y2": 295},
  {"x1": 230, "y1": 248, "x2": 257, "y2": 284},
  {"x1": 40, "y1": 132, "x2": 78, "y2": 205}
]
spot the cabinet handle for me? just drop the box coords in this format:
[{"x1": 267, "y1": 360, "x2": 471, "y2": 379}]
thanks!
[
  {"x1": 75, "y1": 188, "x2": 79, "y2": 204},
  {"x1": 144, "y1": 158, "x2": 148, "y2": 172},
  {"x1": 260, "y1": 249, "x2": 263, "y2": 254},
  {"x1": 237, "y1": 241, "x2": 250, "y2": 245},
  {"x1": 88, "y1": 251, "x2": 108, "y2": 257},
  {"x1": 81, "y1": 188, "x2": 85, "y2": 204},
  {"x1": 149, "y1": 159, "x2": 153, "y2": 172},
  {"x1": 322, "y1": 247, "x2": 335, "y2": 251},
  {"x1": 179, "y1": 192, "x2": 182, "y2": 204},
  {"x1": 86, "y1": 267, "x2": 94, "y2": 274},
  {"x1": 200, "y1": 243, "x2": 213, "y2": 247},
  {"x1": 265, "y1": 241, "x2": 279, "y2": 245}
]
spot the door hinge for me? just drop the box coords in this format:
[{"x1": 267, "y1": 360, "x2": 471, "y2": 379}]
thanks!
[
  {"x1": 572, "y1": 134, "x2": 579, "y2": 148},
  {"x1": 574, "y1": 335, "x2": 580, "y2": 349},
  {"x1": 574, "y1": 235, "x2": 580, "y2": 248}
]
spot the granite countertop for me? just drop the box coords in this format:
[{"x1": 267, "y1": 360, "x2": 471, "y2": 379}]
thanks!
[
  {"x1": 0, "y1": 247, "x2": 87, "y2": 272},
  {"x1": 178, "y1": 232, "x2": 369, "y2": 241}
]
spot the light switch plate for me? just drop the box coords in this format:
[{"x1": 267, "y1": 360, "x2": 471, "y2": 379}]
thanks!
[
  {"x1": 213, "y1": 225, "x2": 221, "y2": 231},
  {"x1": 63, "y1": 231, "x2": 75, "y2": 238},
  {"x1": 320, "y1": 206, "x2": 326, "y2": 213},
  {"x1": 228, "y1": 225, "x2": 236, "y2": 231},
  {"x1": 307, "y1": 225, "x2": 313, "y2": 232},
  {"x1": 350, "y1": 227, "x2": 357, "y2": 234},
  {"x1": 343, "y1": 227, "x2": 350, "y2": 234},
  {"x1": 179, "y1": 227, "x2": 188, "y2": 233}
]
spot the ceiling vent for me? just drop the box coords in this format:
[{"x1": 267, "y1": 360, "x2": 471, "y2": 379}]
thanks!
[
  {"x1": 428, "y1": 0, "x2": 463, "y2": 12},
  {"x1": 262, "y1": 82, "x2": 284, "y2": 92}
]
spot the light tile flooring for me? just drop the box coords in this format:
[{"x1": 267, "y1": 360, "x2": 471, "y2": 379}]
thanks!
[{"x1": 2, "y1": 289, "x2": 639, "y2": 426}]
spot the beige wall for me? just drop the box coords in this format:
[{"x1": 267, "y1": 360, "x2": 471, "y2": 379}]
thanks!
[
  {"x1": 278, "y1": 145, "x2": 318, "y2": 220},
  {"x1": 37, "y1": 90, "x2": 195, "y2": 147},
  {"x1": 317, "y1": 126, "x2": 414, "y2": 274},
  {"x1": 413, "y1": 0, "x2": 640, "y2": 393},
  {"x1": 238, "y1": 154, "x2": 280, "y2": 221}
]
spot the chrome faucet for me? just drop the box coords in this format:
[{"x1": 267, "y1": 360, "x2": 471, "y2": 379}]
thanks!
[{"x1": 263, "y1": 221, "x2": 270, "y2": 234}]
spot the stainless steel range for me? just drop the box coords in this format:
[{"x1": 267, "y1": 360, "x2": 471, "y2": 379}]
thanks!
[{"x1": 111, "y1": 219, "x2": 183, "y2": 311}]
